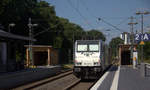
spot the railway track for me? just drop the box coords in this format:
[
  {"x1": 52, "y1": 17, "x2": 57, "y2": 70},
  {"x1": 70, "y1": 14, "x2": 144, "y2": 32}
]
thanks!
[
  {"x1": 13, "y1": 69, "x2": 96, "y2": 90},
  {"x1": 66, "y1": 79, "x2": 96, "y2": 90},
  {"x1": 13, "y1": 70, "x2": 77, "y2": 90},
  {"x1": 67, "y1": 61, "x2": 118, "y2": 90},
  {"x1": 13, "y1": 60, "x2": 117, "y2": 90},
  {"x1": 65, "y1": 61, "x2": 117, "y2": 90},
  {"x1": 29, "y1": 74, "x2": 80, "y2": 90}
]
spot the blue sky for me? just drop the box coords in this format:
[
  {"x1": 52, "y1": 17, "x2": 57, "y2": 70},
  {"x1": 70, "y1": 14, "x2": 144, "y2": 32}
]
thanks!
[{"x1": 45, "y1": 0, "x2": 150, "y2": 42}]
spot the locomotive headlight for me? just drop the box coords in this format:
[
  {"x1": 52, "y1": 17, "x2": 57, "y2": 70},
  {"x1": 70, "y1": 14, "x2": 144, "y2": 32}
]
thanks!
[
  {"x1": 94, "y1": 62, "x2": 98, "y2": 65},
  {"x1": 75, "y1": 62, "x2": 82, "y2": 65},
  {"x1": 74, "y1": 59, "x2": 82, "y2": 66},
  {"x1": 94, "y1": 62, "x2": 99, "y2": 65},
  {"x1": 77, "y1": 62, "x2": 82, "y2": 65}
]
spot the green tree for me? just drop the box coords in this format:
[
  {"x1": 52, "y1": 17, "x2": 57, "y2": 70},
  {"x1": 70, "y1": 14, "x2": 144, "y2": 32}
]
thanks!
[
  {"x1": 143, "y1": 31, "x2": 150, "y2": 63},
  {"x1": 109, "y1": 37, "x2": 124, "y2": 59},
  {"x1": 143, "y1": 42, "x2": 150, "y2": 60},
  {"x1": 59, "y1": 17, "x2": 84, "y2": 48},
  {"x1": 86, "y1": 29, "x2": 106, "y2": 41},
  {"x1": 0, "y1": 0, "x2": 107, "y2": 64},
  {"x1": 0, "y1": 0, "x2": 38, "y2": 35}
]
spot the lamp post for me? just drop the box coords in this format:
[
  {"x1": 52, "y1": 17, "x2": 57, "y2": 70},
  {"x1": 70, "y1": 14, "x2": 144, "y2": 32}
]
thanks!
[
  {"x1": 136, "y1": 11, "x2": 149, "y2": 63},
  {"x1": 8, "y1": 23, "x2": 15, "y2": 32},
  {"x1": 28, "y1": 18, "x2": 38, "y2": 66}
]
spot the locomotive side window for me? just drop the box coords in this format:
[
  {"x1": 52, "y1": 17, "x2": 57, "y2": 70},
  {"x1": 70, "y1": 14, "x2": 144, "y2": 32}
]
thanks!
[
  {"x1": 77, "y1": 44, "x2": 87, "y2": 52},
  {"x1": 89, "y1": 44, "x2": 99, "y2": 52}
]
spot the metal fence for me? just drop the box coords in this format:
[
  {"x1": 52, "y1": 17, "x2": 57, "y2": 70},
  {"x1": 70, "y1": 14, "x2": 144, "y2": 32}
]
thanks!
[
  {"x1": 145, "y1": 63, "x2": 150, "y2": 77},
  {"x1": 141, "y1": 63, "x2": 150, "y2": 77}
]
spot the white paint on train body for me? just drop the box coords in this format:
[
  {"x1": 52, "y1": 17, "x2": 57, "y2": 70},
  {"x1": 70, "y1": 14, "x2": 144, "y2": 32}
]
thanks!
[
  {"x1": 73, "y1": 40, "x2": 108, "y2": 79},
  {"x1": 74, "y1": 40, "x2": 102, "y2": 67}
]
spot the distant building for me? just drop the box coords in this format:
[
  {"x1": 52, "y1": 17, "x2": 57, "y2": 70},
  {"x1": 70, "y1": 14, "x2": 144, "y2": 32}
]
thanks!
[
  {"x1": 0, "y1": 29, "x2": 36, "y2": 72},
  {"x1": 120, "y1": 32, "x2": 131, "y2": 45}
]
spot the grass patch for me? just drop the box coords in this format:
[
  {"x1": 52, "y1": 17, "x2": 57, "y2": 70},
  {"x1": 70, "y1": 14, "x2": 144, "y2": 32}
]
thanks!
[
  {"x1": 144, "y1": 59, "x2": 150, "y2": 64},
  {"x1": 62, "y1": 64, "x2": 74, "y2": 69}
]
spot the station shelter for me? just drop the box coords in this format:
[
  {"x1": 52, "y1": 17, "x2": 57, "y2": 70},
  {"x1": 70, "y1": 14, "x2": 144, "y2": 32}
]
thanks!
[
  {"x1": 24, "y1": 45, "x2": 59, "y2": 67},
  {"x1": 118, "y1": 44, "x2": 137, "y2": 65}
]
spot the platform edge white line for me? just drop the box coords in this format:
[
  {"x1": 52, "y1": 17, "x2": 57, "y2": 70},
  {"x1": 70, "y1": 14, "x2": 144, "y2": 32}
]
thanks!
[
  {"x1": 110, "y1": 66, "x2": 120, "y2": 90},
  {"x1": 90, "y1": 66, "x2": 113, "y2": 90}
]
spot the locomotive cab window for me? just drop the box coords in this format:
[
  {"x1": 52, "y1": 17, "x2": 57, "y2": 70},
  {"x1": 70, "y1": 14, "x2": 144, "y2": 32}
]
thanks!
[
  {"x1": 89, "y1": 44, "x2": 99, "y2": 52},
  {"x1": 77, "y1": 44, "x2": 87, "y2": 52}
]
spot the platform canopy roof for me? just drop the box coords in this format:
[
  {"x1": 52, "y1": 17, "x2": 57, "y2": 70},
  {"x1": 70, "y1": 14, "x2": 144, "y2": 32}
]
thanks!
[
  {"x1": 24, "y1": 45, "x2": 52, "y2": 48},
  {"x1": 0, "y1": 29, "x2": 36, "y2": 41}
]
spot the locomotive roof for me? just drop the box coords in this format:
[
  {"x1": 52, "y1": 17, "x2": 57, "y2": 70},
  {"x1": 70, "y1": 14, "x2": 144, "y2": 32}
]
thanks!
[{"x1": 76, "y1": 40, "x2": 103, "y2": 44}]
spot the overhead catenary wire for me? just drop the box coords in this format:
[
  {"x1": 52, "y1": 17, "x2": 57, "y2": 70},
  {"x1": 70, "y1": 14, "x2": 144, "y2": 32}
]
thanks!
[
  {"x1": 79, "y1": 0, "x2": 129, "y2": 32},
  {"x1": 80, "y1": 0, "x2": 102, "y2": 28},
  {"x1": 135, "y1": 15, "x2": 150, "y2": 28},
  {"x1": 133, "y1": 15, "x2": 150, "y2": 33},
  {"x1": 80, "y1": 0, "x2": 97, "y2": 19},
  {"x1": 34, "y1": 27, "x2": 50, "y2": 37},
  {"x1": 80, "y1": 0, "x2": 129, "y2": 19},
  {"x1": 67, "y1": 0, "x2": 95, "y2": 29},
  {"x1": 116, "y1": 18, "x2": 130, "y2": 26},
  {"x1": 98, "y1": 18, "x2": 125, "y2": 32}
]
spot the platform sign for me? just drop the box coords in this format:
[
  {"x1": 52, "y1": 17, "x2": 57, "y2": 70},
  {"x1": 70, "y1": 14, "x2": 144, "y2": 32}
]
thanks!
[
  {"x1": 140, "y1": 41, "x2": 145, "y2": 45},
  {"x1": 134, "y1": 33, "x2": 150, "y2": 42}
]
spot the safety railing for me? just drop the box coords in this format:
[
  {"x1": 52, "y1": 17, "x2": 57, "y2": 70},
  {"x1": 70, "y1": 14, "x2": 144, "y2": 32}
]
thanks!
[
  {"x1": 145, "y1": 63, "x2": 150, "y2": 77},
  {"x1": 146, "y1": 63, "x2": 150, "y2": 69},
  {"x1": 140, "y1": 63, "x2": 150, "y2": 77}
]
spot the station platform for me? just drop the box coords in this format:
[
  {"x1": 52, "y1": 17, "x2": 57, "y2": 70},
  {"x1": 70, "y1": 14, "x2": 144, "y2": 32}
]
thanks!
[
  {"x1": 91, "y1": 65, "x2": 150, "y2": 90},
  {"x1": 0, "y1": 65, "x2": 61, "y2": 89}
]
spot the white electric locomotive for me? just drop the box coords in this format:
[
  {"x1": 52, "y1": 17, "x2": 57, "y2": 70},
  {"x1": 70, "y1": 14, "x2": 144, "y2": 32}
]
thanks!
[{"x1": 73, "y1": 40, "x2": 110, "y2": 79}]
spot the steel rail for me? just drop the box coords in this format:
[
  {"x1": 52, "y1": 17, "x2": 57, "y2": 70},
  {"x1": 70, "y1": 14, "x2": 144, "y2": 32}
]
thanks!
[{"x1": 13, "y1": 70, "x2": 73, "y2": 90}]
